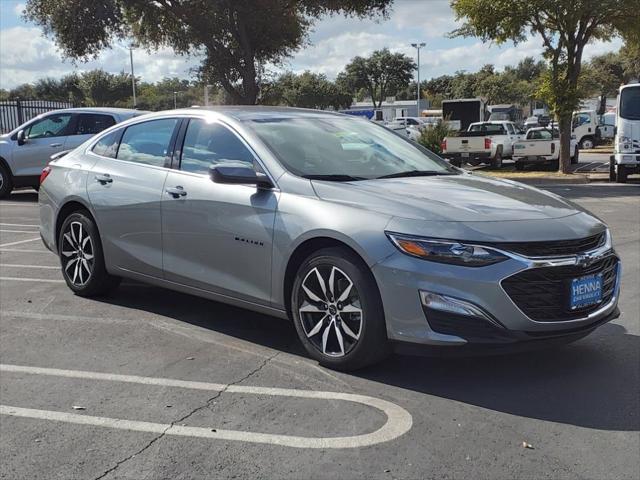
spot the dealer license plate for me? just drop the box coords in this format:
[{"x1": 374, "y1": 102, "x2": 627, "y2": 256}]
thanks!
[{"x1": 570, "y1": 273, "x2": 603, "y2": 310}]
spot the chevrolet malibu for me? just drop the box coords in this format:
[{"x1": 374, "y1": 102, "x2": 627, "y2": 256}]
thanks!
[{"x1": 39, "y1": 108, "x2": 621, "y2": 370}]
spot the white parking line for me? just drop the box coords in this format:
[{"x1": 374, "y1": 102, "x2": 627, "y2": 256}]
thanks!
[
  {"x1": 0, "y1": 277, "x2": 64, "y2": 283},
  {"x1": 0, "y1": 203, "x2": 38, "y2": 207},
  {"x1": 0, "y1": 264, "x2": 59, "y2": 269},
  {"x1": 0, "y1": 364, "x2": 413, "y2": 449},
  {"x1": 0, "y1": 238, "x2": 41, "y2": 248},
  {"x1": 0, "y1": 248, "x2": 51, "y2": 253},
  {"x1": 0, "y1": 229, "x2": 40, "y2": 233},
  {"x1": 0, "y1": 223, "x2": 39, "y2": 227}
]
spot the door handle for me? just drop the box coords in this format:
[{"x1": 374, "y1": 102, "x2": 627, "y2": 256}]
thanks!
[
  {"x1": 95, "y1": 174, "x2": 113, "y2": 185},
  {"x1": 166, "y1": 186, "x2": 187, "y2": 198},
  {"x1": 50, "y1": 143, "x2": 63, "y2": 147}
]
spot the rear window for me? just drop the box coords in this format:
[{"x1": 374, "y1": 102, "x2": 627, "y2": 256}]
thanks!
[
  {"x1": 527, "y1": 129, "x2": 556, "y2": 140},
  {"x1": 468, "y1": 124, "x2": 506, "y2": 134}
]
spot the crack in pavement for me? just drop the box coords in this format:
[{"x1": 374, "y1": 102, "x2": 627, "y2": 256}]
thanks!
[{"x1": 92, "y1": 351, "x2": 281, "y2": 480}]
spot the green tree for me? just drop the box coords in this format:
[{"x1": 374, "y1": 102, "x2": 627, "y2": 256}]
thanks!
[
  {"x1": 340, "y1": 49, "x2": 416, "y2": 108},
  {"x1": 581, "y1": 53, "x2": 626, "y2": 114},
  {"x1": 78, "y1": 70, "x2": 132, "y2": 106},
  {"x1": 265, "y1": 71, "x2": 351, "y2": 110},
  {"x1": 25, "y1": 0, "x2": 391, "y2": 105},
  {"x1": 451, "y1": 0, "x2": 640, "y2": 173},
  {"x1": 33, "y1": 73, "x2": 84, "y2": 103}
]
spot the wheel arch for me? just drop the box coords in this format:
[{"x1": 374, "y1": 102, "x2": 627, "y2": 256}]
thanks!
[
  {"x1": 54, "y1": 198, "x2": 97, "y2": 251},
  {"x1": 282, "y1": 236, "x2": 373, "y2": 319}
]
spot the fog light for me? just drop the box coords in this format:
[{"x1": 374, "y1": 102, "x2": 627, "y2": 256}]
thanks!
[{"x1": 419, "y1": 291, "x2": 501, "y2": 327}]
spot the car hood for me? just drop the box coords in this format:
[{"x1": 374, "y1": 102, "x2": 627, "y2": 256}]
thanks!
[{"x1": 311, "y1": 173, "x2": 585, "y2": 223}]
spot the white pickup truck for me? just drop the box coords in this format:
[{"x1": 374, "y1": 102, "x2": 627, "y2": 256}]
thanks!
[
  {"x1": 441, "y1": 121, "x2": 523, "y2": 168},
  {"x1": 512, "y1": 127, "x2": 579, "y2": 170}
]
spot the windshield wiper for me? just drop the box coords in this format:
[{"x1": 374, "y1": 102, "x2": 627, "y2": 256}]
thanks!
[
  {"x1": 303, "y1": 174, "x2": 365, "y2": 181},
  {"x1": 376, "y1": 170, "x2": 454, "y2": 179}
]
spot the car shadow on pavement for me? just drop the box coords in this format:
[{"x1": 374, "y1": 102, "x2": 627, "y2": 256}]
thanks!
[
  {"x1": 93, "y1": 283, "x2": 304, "y2": 355},
  {"x1": 356, "y1": 322, "x2": 640, "y2": 432},
  {"x1": 97, "y1": 283, "x2": 638, "y2": 432}
]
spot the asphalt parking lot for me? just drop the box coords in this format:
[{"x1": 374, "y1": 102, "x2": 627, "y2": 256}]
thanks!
[{"x1": 1, "y1": 184, "x2": 638, "y2": 480}]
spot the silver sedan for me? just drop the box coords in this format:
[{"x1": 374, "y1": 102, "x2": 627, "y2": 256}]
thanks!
[{"x1": 38, "y1": 107, "x2": 621, "y2": 370}]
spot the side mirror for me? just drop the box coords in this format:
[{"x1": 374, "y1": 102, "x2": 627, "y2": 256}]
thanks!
[
  {"x1": 209, "y1": 163, "x2": 272, "y2": 189},
  {"x1": 17, "y1": 129, "x2": 26, "y2": 146}
]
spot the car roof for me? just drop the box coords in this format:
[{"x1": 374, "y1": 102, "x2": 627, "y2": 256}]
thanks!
[
  {"x1": 165, "y1": 106, "x2": 348, "y2": 122},
  {"x1": 44, "y1": 107, "x2": 143, "y2": 117}
]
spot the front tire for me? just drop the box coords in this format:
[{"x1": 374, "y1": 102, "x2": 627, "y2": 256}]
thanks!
[
  {"x1": 0, "y1": 163, "x2": 13, "y2": 199},
  {"x1": 571, "y1": 147, "x2": 579, "y2": 164},
  {"x1": 616, "y1": 164, "x2": 628, "y2": 183},
  {"x1": 291, "y1": 247, "x2": 389, "y2": 371},
  {"x1": 579, "y1": 137, "x2": 594, "y2": 150},
  {"x1": 58, "y1": 211, "x2": 120, "y2": 297}
]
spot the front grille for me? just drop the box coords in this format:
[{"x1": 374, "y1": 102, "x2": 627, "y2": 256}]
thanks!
[
  {"x1": 494, "y1": 232, "x2": 606, "y2": 257},
  {"x1": 502, "y1": 255, "x2": 618, "y2": 322}
]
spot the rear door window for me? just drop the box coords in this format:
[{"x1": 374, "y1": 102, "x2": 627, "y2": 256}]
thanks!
[
  {"x1": 117, "y1": 118, "x2": 179, "y2": 167},
  {"x1": 74, "y1": 113, "x2": 116, "y2": 135},
  {"x1": 92, "y1": 130, "x2": 121, "y2": 158}
]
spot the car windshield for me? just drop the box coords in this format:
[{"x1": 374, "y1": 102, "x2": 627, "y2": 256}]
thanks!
[
  {"x1": 619, "y1": 86, "x2": 640, "y2": 120},
  {"x1": 247, "y1": 115, "x2": 456, "y2": 180}
]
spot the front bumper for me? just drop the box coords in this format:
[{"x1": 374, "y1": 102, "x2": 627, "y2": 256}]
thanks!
[
  {"x1": 614, "y1": 152, "x2": 640, "y2": 166},
  {"x1": 372, "y1": 244, "x2": 621, "y2": 348}
]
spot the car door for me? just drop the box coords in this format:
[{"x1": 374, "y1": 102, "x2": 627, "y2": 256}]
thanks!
[
  {"x1": 11, "y1": 112, "x2": 73, "y2": 177},
  {"x1": 161, "y1": 117, "x2": 279, "y2": 305},
  {"x1": 64, "y1": 113, "x2": 116, "y2": 150},
  {"x1": 87, "y1": 117, "x2": 180, "y2": 278}
]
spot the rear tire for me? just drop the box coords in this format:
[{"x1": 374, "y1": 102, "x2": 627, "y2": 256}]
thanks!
[
  {"x1": 515, "y1": 162, "x2": 525, "y2": 171},
  {"x1": 291, "y1": 247, "x2": 389, "y2": 371},
  {"x1": 0, "y1": 163, "x2": 13, "y2": 199},
  {"x1": 58, "y1": 211, "x2": 121, "y2": 297},
  {"x1": 491, "y1": 148, "x2": 503, "y2": 169},
  {"x1": 550, "y1": 159, "x2": 560, "y2": 171}
]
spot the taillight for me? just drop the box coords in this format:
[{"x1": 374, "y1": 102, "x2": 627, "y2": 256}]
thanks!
[
  {"x1": 441, "y1": 139, "x2": 447, "y2": 152},
  {"x1": 551, "y1": 143, "x2": 555, "y2": 154},
  {"x1": 40, "y1": 166, "x2": 52, "y2": 185},
  {"x1": 484, "y1": 138, "x2": 491, "y2": 149}
]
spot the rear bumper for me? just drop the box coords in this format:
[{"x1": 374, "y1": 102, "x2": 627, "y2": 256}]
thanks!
[
  {"x1": 443, "y1": 152, "x2": 492, "y2": 161},
  {"x1": 514, "y1": 155, "x2": 555, "y2": 163}
]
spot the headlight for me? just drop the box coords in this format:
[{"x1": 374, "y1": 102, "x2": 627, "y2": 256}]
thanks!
[{"x1": 386, "y1": 232, "x2": 509, "y2": 267}]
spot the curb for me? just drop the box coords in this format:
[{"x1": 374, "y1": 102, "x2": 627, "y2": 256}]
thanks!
[{"x1": 498, "y1": 176, "x2": 589, "y2": 185}]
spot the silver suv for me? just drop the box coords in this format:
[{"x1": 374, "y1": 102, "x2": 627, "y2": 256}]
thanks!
[
  {"x1": 38, "y1": 107, "x2": 621, "y2": 370},
  {"x1": 0, "y1": 107, "x2": 142, "y2": 198}
]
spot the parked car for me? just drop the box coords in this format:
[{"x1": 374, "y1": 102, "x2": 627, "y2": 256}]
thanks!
[
  {"x1": 39, "y1": 107, "x2": 621, "y2": 370},
  {"x1": 441, "y1": 120, "x2": 524, "y2": 168},
  {"x1": 0, "y1": 107, "x2": 144, "y2": 198},
  {"x1": 513, "y1": 127, "x2": 579, "y2": 170}
]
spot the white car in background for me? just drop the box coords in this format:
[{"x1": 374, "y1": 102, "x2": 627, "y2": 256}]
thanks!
[
  {"x1": 0, "y1": 107, "x2": 144, "y2": 198},
  {"x1": 513, "y1": 127, "x2": 579, "y2": 170}
]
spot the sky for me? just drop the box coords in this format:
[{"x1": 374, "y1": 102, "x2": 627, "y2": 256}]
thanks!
[{"x1": 0, "y1": 0, "x2": 624, "y2": 90}]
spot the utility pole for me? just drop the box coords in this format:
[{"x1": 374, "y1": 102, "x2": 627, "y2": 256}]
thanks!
[
  {"x1": 410, "y1": 42, "x2": 426, "y2": 115},
  {"x1": 173, "y1": 91, "x2": 177, "y2": 109},
  {"x1": 129, "y1": 44, "x2": 137, "y2": 108},
  {"x1": 204, "y1": 84, "x2": 213, "y2": 106}
]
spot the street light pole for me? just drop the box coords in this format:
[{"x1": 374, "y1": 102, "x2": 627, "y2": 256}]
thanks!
[
  {"x1": 173, "y1": 91, "x2": 177, "y2": 109},
  {"x1": 129, "y1": 45, "x2": 137, "y2": 109},
  {"x1": 410, "y1": 42, "x2": 426, "y2": 115}
]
